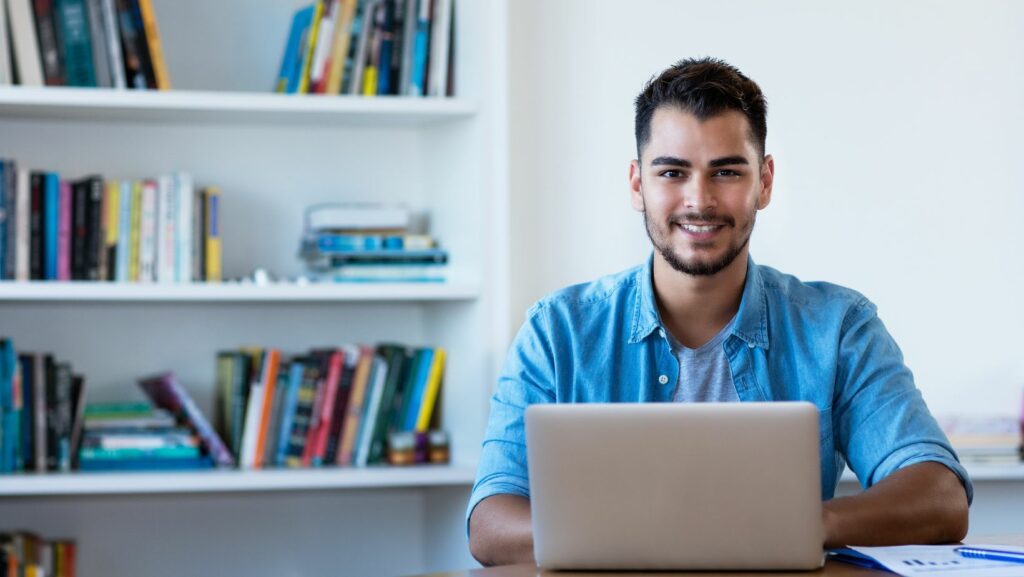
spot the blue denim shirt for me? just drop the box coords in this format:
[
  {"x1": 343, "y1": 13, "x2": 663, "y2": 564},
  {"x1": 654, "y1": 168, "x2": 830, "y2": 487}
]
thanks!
[{"x1": 468, "y1": 256, "x2": 972, "y2": 524}]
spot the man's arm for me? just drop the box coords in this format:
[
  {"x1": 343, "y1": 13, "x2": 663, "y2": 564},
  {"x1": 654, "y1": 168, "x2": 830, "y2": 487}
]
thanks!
[
  {"x1": 468, "y1": 494, "x2": 535, "y2": 566},
  {"x1": 824, "y1": 461, "x2": 968, "y2": 548}
]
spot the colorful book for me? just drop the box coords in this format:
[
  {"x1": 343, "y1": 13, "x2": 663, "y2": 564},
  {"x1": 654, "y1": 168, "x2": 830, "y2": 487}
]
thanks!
[
  {"x1": 353, "y1": 353, "x2": 387, "y2": 466},
  {"x1": 85, "y1": 0, "x2": 113, "y2": 87},
  {"x1": 407, "y1": 0, "x2": 430, "y2": 96},
  {"x1": 137, "y1": 372, "x2": 236, "y2": 467},
  {"x1": 336, "y1": 345, "x2": 372, "y2": 465},
  {"x1": 203, "y1": 186, "x2": 221, "y2": 282},
  {"x1": 274, "y1": 361, "x2": 305, "y2": 467},
  {"x1": 103, "y1": 181, "x2": 119, "y2": 281},
  {"x1": 54, "y1": 0, "x2": 97, "y2": 87},
  {"x1": 33, "y1": 0, "x2": 65, "y2": 85},
  {"x1": 366, "y1": 344, "x2": 409, "y2": 464},
  {"x1": 57, "y1": 181, "x2": 71, "y2": 281},
  {"x1": 136, "y1": 0, "x2": 169, "y2": 89},
  {"x1": 324, "y1": 345, "x2": 358, "y2": 463},
  {"x1": 43, "y1": 173, "x2": 59, "y2": 280},
  {"x1": 323, "y1": 0, "x2": 358, "y2": 94},
  {"x1": 415, "y1": 347, "x2": 445, "y2": 431},
  {"x1": 308, "y1": 348, "x2": 342, "y2": 466},
  {"x1": 252, "y1": 348, "x2": 281, "y2": 469},
  {"x1": 100, "y1": 0, "x2": 126, "y2": 88},
  {"x1": 297, "y1": 0, "x2": 325, "y2": 94}
]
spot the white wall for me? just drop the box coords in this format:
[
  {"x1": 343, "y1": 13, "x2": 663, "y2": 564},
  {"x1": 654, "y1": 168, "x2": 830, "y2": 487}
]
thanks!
[{"x1": 507, "y1": 0, "x2": 1024, "y2": 419}]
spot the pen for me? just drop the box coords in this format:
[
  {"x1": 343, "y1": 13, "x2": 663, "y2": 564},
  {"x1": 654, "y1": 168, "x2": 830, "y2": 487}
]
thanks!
[{"x1": 955, "y1": 546, "x2": 1024, "y2": 564}]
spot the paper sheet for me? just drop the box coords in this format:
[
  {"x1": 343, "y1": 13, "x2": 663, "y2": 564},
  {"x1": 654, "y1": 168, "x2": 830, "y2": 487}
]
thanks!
[{"x1": 849, "y1": 545, "x2": 1024, "y2": 577}]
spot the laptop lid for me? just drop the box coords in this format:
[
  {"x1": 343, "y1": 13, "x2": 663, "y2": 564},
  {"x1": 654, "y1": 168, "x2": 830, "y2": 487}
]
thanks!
[{"x1": 525, "y1": 402, "x2": 825, "y2": 571}]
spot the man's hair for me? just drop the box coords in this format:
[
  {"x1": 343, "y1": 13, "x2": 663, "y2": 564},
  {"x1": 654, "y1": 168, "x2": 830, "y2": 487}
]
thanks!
[{"x1": 634, "y1": 57, "x2": 767, "y2": 161}]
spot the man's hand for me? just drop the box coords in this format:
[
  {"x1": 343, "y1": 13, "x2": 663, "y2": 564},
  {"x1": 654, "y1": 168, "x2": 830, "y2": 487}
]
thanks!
[
  {"x1": 824, "y1": 461, "x2": 969, "y2": 548},
  {"x1": 468, "y1": 494, "x2": 535, "y2": 566}
]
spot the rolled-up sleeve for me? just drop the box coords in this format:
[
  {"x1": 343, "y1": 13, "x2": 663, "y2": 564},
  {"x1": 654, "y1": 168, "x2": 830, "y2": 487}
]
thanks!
[
  {"x1": 466, "y1": 304, "x2": 557, "y2": 533},
  {"x1": 833, "y1": 298, "x2": 973, "y2": 504}
]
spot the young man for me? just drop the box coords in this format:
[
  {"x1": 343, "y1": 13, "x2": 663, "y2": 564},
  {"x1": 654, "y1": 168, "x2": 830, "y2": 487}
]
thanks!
[{"x1": 467, "y1": 58, "x2": 971, "y2": 566}]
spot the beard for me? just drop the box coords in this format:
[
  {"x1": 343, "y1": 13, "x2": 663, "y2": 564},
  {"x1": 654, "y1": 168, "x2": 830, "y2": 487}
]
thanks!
[{"x1": 643, "y1": 207, "x2": 756, "y2": 277}]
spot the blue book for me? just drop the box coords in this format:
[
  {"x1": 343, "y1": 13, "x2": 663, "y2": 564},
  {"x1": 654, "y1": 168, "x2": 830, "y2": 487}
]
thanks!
[
  {"x1": 276, "y1": 5, "x2": 312, "y2": 93},
  {"x1": 376, "y1": 0, "x2": 394, "y2": 95},
  {"x1": 78, "y1": 455, "x2": 215, "y2": 471},
  {"x1": 404, "y1": 348, "x2": 433, "y2": 430},
  {"x1": 285, "y1": 5, "x2": 315, "y2": 94},
  {"x1": 408, "y1": 0, "x2": 431, "y2": 96},
  {"x1": 0, "y1": 340, "x2": 12, "y2": 472},
  {"x1": 55, "y1": 0, "x2": 98, "y2": 87},
  {"x1": 44, "y1": 173, "x2": 60, "y2": 280},
  {"x1": 274, "y1": 362, "x2": 305, "y2": 467}
]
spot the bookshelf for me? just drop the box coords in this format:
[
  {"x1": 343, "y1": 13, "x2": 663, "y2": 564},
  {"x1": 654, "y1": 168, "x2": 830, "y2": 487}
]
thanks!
[{"x1": 0, "y1": 1, "x2": 508, "y2": 576}]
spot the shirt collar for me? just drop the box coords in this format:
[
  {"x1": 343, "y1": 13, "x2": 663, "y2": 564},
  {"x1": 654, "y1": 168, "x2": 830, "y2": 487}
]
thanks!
[{"x1": 629, "y1": 253, "x2": 770, "y2": 350}]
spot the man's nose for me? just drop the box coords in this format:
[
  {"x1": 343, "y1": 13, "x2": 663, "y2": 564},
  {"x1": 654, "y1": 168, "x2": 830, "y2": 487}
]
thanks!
[{"x1": 683, "y1": 176, "x2": 716, "y2": 212}]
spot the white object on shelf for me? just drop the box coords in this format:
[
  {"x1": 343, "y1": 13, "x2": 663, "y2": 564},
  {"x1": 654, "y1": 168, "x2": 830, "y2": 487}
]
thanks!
[{"x1": 0, "y1": 464, "x2": 477, "y2": 496}]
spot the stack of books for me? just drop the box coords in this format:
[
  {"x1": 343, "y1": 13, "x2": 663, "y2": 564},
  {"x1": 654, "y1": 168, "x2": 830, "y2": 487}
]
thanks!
[
  {"x1": 275, "y1": 0, "x2": 455, "y2": 97},
  {"x1": 0, "y1": 338, "x2": 86, "y2": 474},
  {"x1": 0, "y1": 0, "x2": 169, "y2": 89},
  {"x1": 77, "y1": 402, "x2": 212, "y2": 471},
  {"x1": 0, "y1": 162, "x2": 223, "y2": 283},
  {"x1": 0, "y1": 533, "x2": 76, "y2": 577},
  {"x1": 300, "y1": 202, "x2": 449, "y2": 282},
  {"x1": 216, "y1": 343, "x2": 446, "y2": 469}
]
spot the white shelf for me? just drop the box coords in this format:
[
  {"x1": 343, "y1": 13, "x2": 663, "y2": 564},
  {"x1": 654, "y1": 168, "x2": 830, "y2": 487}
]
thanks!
[
  {"x1": 0, "y1": 280, "x2": 480, "y2": 302},
  {"x1": 0, "y1": 86, "x2": 476, "y2": 126},
  {"x1": 0, "y1": 464, "x2": 477, "y2": 496}
]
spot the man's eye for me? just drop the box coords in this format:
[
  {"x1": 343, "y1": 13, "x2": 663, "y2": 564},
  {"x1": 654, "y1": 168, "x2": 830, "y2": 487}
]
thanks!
[
  {"x1": 714, "y1": 169, "x2": 741, "y2": 177},
  {"x1": 660, "y1": 170, "x2": 684, "y2": 178}
]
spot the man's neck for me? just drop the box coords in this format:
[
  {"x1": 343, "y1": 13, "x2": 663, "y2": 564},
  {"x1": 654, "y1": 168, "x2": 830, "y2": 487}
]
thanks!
[{"x1": 652, "y1": 251, "x2": 749, "y2": 349}]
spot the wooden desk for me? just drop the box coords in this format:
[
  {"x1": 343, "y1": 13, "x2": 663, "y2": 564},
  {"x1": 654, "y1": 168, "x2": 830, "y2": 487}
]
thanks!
[{"x1": 415, "y1": 536, "x2": 1024, "y2": 577}]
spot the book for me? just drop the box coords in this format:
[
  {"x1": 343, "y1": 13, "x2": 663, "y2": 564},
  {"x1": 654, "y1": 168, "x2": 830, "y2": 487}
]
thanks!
[
  {"x1": 99, "y1": 0, "x2": 126, "y2": 88},
  {"x1": 308, "y1": 348, "x2": 342, "y2": 465},
  {"x1": 85, "y1": 0, "x2": 113, "y2": 87},
  {"x1": 323, "y1": 0, "x2": 358, "y2": 94},
  {"x1": 252, "y1": 348, "x2": 281, "y2": 469},
  {"x1": 43, "y1": 173, "x2": 58, "y2": 280},
  {"x1": 137, "y1": 371, "x2": 236, "y2": 468},
  {"x1": 297, "y1": 0, "x2": 325, "y2": 94},
  {"x1": 238, "y1": 379, "x2": 263, "y2": 468},
  {"x1": 426, "y1": 0, "x2": 451, "y2": 97},
  {"x1": 127, "y1": 0, "x2": 156, "y2": 88},
  {"x1": 276, "y1": 5, "x2": 312, "y2": 93},
  {"x1": 57, "y1": 181, "x2": 71, "y2": 281},
  {"x1": 203, "y1": 186, "x2": 221, "y2": 282},
  {"x1": 283, "y1": 357, "x2": 322, "y2": 467},
  {"x1": 114, "y1": 0, "x2": 147, "y2": 88},
  {"x1": 274, "y1": 360, "x2": 304, "y2": 467},
  {"x1": 305, "y1": 202, "x2": 411, "y2": 232},
  {"x1": 366, "y1": 344, "x2": 409, "y2": 464},
  {"x1": 348, "y1": 0, "x2": 375, "y2": 95},
  {"x1": 15, "y1": 169, "x2": 30, "y2": 280},
  {"x1": 353, "y1": 352, "x2": 387, "y2": 466},
  {"x1": 175, "y1": 173, "x2": 193, "y2": 283},
  {"x1": 6, "y1": 0, "x2": 44, "y2": 86},
  {"x1": 84, "y1": 176, "x2": 103, "y2": 280},
  {"x1": 361, "y1": 0, "x2": 382, "y2": 96},
  {"x1": 3, "y1": 161, "x2": 16, "y2": 280},
  {"x1": 336, "y1": 345, "x2": 372, "y2": 465},
  {"x1": 408, "y1": 0, "x2": 430, "y2": 96},
  {"x1": 415, "y1": 346, "x2": 444, "y2": 432},
  {"x1": 135, "y1": 0, "x2": 169, "y2": 89},
  {"x1": 138, "y1": 179, "x2": 157, "y2": 282},
  {"x1": 308, "y1": 0, "x2": 338, "y2": 93},
  {"x1": 28, "y1": 172, "x2": 44, "y2": 280},
  {"x1": 323, "y1": 344, "x2": 358, "y2": 463},
  {"x1": 128, "y1": 180, "x2": 141, "y2": 281},
  {"x1": 33, "y1": 0, "x2": 65, "y2": 85},
  {"x1": 103, "y1": 180, "x2": 119, "y2": 281},
  {"x1": 55, "y1": 0, "x2": 97, "y2": 87},
  {"x1": 398, "y1": 0, "x2": 416, "y2": 95}
]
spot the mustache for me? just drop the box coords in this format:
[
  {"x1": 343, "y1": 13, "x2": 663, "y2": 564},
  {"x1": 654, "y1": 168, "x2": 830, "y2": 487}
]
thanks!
[{"x1": 669, "y1": 212, "x2": 736, "y2": 227}]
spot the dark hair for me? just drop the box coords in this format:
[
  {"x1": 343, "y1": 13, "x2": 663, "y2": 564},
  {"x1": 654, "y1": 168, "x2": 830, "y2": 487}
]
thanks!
[{"x1": 634, "y1": 57, "x2": 767, "y2": 161}]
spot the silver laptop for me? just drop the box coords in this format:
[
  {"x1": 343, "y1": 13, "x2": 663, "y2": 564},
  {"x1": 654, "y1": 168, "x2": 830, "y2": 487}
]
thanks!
[{"x1": 525, "y1": 402, "x2": 825, "y2": 571}]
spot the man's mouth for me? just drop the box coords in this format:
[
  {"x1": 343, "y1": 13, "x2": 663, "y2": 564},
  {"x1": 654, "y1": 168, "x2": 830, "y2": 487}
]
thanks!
[{"x1": 675, "y1": 222, "x2": 727, "y2": 241}]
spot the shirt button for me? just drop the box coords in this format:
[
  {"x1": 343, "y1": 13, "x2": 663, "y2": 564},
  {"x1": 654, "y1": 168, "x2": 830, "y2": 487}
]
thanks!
[{"x1": 658, "y1": 374, "x2": 669, "y2": 385}]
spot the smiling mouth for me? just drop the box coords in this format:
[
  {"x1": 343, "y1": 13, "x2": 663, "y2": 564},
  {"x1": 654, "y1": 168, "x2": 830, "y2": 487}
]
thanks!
[{"x1": 678, "y1": 223, "x2": 725, "y2": 233}]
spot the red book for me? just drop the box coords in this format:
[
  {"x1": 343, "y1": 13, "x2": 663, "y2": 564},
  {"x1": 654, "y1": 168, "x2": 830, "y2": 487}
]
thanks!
[{"x1": 309, "y1": 349, "x2": 343, "y2": 465}]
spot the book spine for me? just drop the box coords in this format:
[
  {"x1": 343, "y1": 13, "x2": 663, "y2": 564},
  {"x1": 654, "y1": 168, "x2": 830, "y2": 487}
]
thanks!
[
  {"x1": 15, "y1": 169, "x2": 30, "y2": 280},
  {"x1": 135, "y1": 0, "x2": 169, "y2": 89},
  {"x1": 43, "y1": 174, "x2": 59, "y2": 280},
  {"x1": 297, "y1": 0, "x2": 325, "y2": 94},
  {"x1": 274, "y1": 362, "x2": 303, "y2": 467},
  {"x1": 28, "y1": 172, "x2": 44, "y2": 280},
  {"x1": 324, "y1": 0, "x2": 358, "y2": 94},
  {"x1": 55, "y1": 0, "x2": 98, "y2": 87},
  {"x1": 310, "y1": 349, "x2": 342, "y2": 465},
  {"x1": 408, "y1": 0, "x2": 430, "y2": 96},
  {"x1": 114, "y1": 0, "x2": 146, "y2": 88},
  {"x1": 96, "y1": 177, "x2": 108, "y2": 281},
  {"x1": 354, "y1": 355, "x2": 387, "y2": 467},
  {"x1": 85, "y1": 0, "x2": 112, "y2": 87},
  {"x1": 33, "y1": 0, "x2": 65, "y2": 85},
  {"x1": 127, "y1": 0, "x2": 156, "y2": 88},
  {"x1": 308, "y1": 0, "x2": 338, "y2": 93},
  {"x1": 8, "y1": 0, "x2": 44, "y2": 86},
  {"x1": 33, "y1": 354, "x2": 46, "y2": 471},
  {"x1": 361, "y1": 0, "x2": 382, "y2": 96},
  {"x1": 398, "y1": 0, "x2": 417, "y2": 96},
  {"x1": 175, "y1": 173, "x2": 192, "y2": 283},
  {"x1": 128, "y1": 181, "x2": 141, "y2": 281},
  {"x1": 238, "y1": 381, "x2": 263, "y2": 469},
  {"x1": 99, "y1": 0, "x2": 126, "y2": 88},
  {"x1": 426, "y1": 0, "x2": 450, "y2": 97},
  {"x1": 138, "y1": 179, "x2": 156, "y2": 282},
  {"x1": 55, "y1": 181, "x2": 70, "y2": 281},
  {"x1": 4, "y1": 161, "x2": 17, "y2": 280},
  {"x1": 415, "y1": 347, "x2": 444, "y2": 431},
  {"x1": 253, "y1": 349, "x2": 280, "y2": 469},
  {"x1": 103, "y1": 180, "x2": 119, "y2": 281},
  {"x1": 155, "y1": 174, "x2": 175, "y2": 283},
  {"x1": 85, "y1": 176, "x2": 102, "y2": 280},
  {"x1": 0, "y1": 0, "x2": 9, "y2": 84},
  {"x1": 348, "y1": 0, "x2": 375, "y2": 95},
  {"x1": 203, "y1": 187, "x2": 221, "y2": 282}
]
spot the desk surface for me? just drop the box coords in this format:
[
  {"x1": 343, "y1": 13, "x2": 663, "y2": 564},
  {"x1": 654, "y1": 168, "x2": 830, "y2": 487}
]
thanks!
[{"x1": 417, "y1": 536, "x2": 1024, "y2": 577}]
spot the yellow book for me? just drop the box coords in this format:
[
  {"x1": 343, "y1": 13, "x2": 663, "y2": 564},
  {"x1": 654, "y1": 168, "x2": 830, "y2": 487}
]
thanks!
[
  {"x1": 415, "y1": 348, "x2": 446, "y2": 432},
  {"x1": 324, "y1": 0, "x2": 357, "y2": 94},
  {"x1": 362, "y1": 66, "x2": 378, "y2": 96},
  {"x1": 128, "y1": 181, "x2": 142, "y2": 282},
  {"x1": 204, "y1": 186, "x2": 222, "y2": 282},
  {"x1": 137, "y1": 0, "x2": 171, "y2": 90},
  {"x1": 298, "y1": 0, "x2": 325, "y2": 94}
]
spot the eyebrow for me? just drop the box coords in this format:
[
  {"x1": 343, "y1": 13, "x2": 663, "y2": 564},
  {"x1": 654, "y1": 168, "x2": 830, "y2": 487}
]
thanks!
[{"x1": 648, "y1": 155, "x2": 750, "y2": 168}]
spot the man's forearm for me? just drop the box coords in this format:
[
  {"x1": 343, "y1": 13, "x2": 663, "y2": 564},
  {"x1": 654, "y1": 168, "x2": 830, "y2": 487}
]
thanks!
[
  {"x1": 824, "y1": 461, "x2": 969, "y2": 548},
  {"x1": 468, "y1": 494, "x2": 535, "y2": 566}
]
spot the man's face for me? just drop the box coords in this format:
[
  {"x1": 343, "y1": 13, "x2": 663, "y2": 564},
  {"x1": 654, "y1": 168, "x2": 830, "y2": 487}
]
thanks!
[{"x1": 629, "y1": 107, "x2": 774, "y2": 277}]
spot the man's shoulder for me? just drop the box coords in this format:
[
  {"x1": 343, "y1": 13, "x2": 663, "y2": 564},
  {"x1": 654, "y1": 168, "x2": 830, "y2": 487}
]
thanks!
[
  {"x1": 756, "y1": 263, "x2": 876, "y2": 319},
  {"x1": 527, "y1": 264, "x2": 643, "y2": 319}
]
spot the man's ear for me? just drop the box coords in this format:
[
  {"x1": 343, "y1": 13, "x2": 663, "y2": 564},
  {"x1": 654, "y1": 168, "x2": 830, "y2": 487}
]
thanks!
[
  {"x1": 757, "y1": 154, "x2": 774, "y2": 210},
  {"x1": 629, "y1": 159, "x2": 645, "y2": 212}
]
